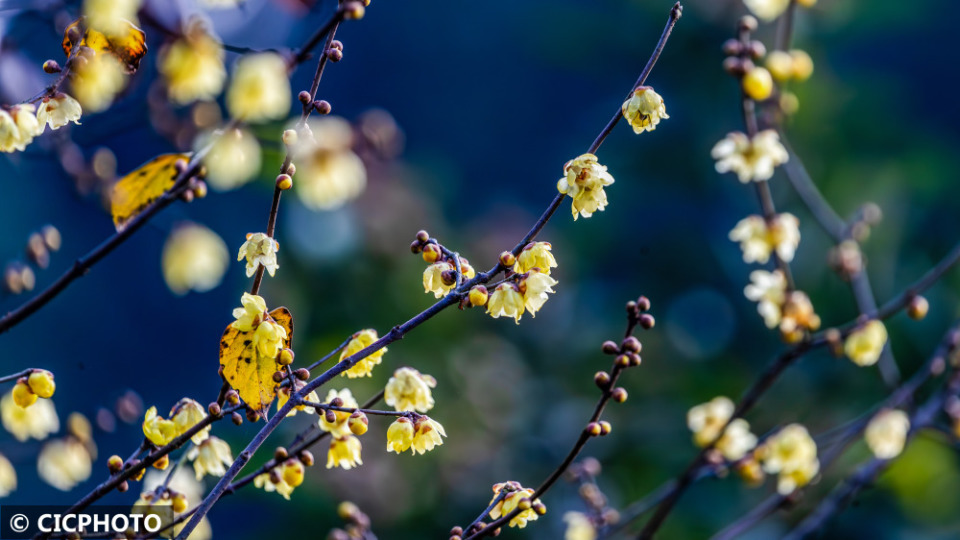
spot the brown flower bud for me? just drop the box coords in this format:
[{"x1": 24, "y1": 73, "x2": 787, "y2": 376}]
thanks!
[
  {"x1": 594, "y1": 371, "x2": 611, "y2": 389},
  {"x1": 622, "y1": 336, "x2": 642, "y2": 354},
  {"x1": 601, "y1": 341, "x2": 619, "y2": 354},
  {"x1": 299, "y1": 450, "x2": 315, "y2": 467},
  {"x1": 246, "y1": 408, "x2": 261, "y2": 422},
  {"x1": 908, "y1": 295, "x2": 929, "y2": 320},
  {"x1": 294, "y1": 368, "x2": 310, "y2": 381},
  {"x1": 639, "y1": 314, "x2": 656, "y2": 330},
  {"x1": 208, "y1": 402, "x2": 221, "y2": 416},
  {"x1": 611, "y1": 387, "x2": 628, "y2": 403},
  {"x1": 326, "y1": 47, "x2": 344, "y2": 62},
  {"x1": 276, "y1": 174, "x2": 293, "y2": 190},
  {"x1": 107, "y1": 455, "x2": 124, "y2": 473},
  {"x1": 232, "y1": 411, "x2": 243, "y2": 425},
  {"x1": 637, "y1": 295, "x2": 652, "y2": 311},
  {"x1": 298, "y1": 91, "x2": 312, "y2": 104},
  {"x1": 499, "y1": 251, "x2": 516, "y2": 267},
  {"x1": 314, "y1": 100, "x2": 332, "y2": 115}
]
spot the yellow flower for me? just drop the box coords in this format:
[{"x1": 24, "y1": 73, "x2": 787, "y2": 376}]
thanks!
[
  {"x1": 199, "y1": 128, "x2": 262, "y2": 190},
  {"x1": 844, "y1": 320, "x2": 888, "y2": 367},
  {"x1": 1, "y1": 391, "x2": 58, "y2": 442},
  {"x1": 742, "y1": 66, "x2": 774, "y2": 101},
  {"x1": 326, "y1": 435, "x2": 363, "y2": 470},
  {"x1": 621, "y1": 86, "x2": 669, "y2": 134},
  {"x1": 293, "y1": 118, "x2": 367, "y2": 211},
  {"x1": 756, "y1": 423, "x2": 819, "y2": 494},
  {"x1": 0, "y1": 111, "x2": 19, "y2": 153},
  {"x1": 12, "y1": 381, "x2": 36, "y2": 408},
  {"x1": 744, "y1": 269, "x2": 787, "y2": 329},
  {"x1": 687, "y1": 396, "x2": 735, "y2": 447},
  {"x1": 411, "y1": 416, "x2": 446, "y2": 455},
  {"x1": 715, "y1": 419, "x2": 758, "y2": 461},
  {"x1": 71, "y1": 52, "x2": 127, "y2": 113},
  {"x1": 226, "y1": 53, "x2": 291, "y2": 122},
  {"x1": 143, "y1": 406, "x2": 178, "y2": 446},
  {"x1": 38, "y1": 438, "x2": 93, "y2": 491},
  {"x1": 231, "y1": 292, "x2": 267, "y2": 331},
  {"x1": 386, "y1": 417, "x2": 414, "y2": 454},
  {"x1": 162, "y1": 223, "x2": 229, "y2": 295},
  {"x1": 5, "y1": 105, "x2": 43, "y2": 152},
  {"x1": 557, "y1": 153, "x2": 615, "y2": 220},
  {"x1": 281, "y1": 459, "x2": 304, "y2": 487},
  {"x1": 159, "y1": 20, "x2": 226, "y2": 104},
  {"x1": 779, "y1": 291, "x2": 821, "y2": 341},
  {"x1": 423, "y1": 261, "x2": 455, "y2": 298},
  {"x1": 865, "y1": 409, "x2": 909, "y2": 459},
  {"x1": 711, "y1": 130, "x2": 789, "y2": 183},
  {"x1": 564, "y1": 512, "x2": 596, "y2": 540},
  {"x1": 189, "y1": 436, "x2": 233, "y2": 480},
  {"x1": 487, "y1": 283, "x2": 525, "y2": 324},
  {"x1": 514, "y1": 242, "x2": 558, "y2": 275},
  {"x1": 231, "y1": 293, "x2": 287, "y2": 358},
  {"x1": 384, "y1": 367, "x2": 437, "y2": 413},
  {"x1": 743, "y1": 0, "x2": 790, "y2": 21},
  {"x1": 172, "y1": 398, "x2": 209, "y2": 444},
  {"x1": 0, "y1": 453, "x2": 15, "y2": 497},
  {"x1": 318, "y1": 389, "x2": 359, "y2": 437},
  {"x1": 520, "y1": 269, "x2": 558, "y2": 316},
  {"x1": 277, "y1": 383, "x2": 319, "y2": 417},
  {"x1": 729, "y1": 213, "x2": 800, "y2": 264},
  {"x1": 489, "y1": 482, "x2": 541, "y2": 528},
  {"x1": 36, "y1": 93, "x2": 83, "y2": 130},
  {"x1": 340, "y1": 329, "x2": 386, "y2": 378},
  {"x1": 765, "y1": 50, "x2": 794, "y2": 81},
  {"x1": 83, "y1": 0, "x2": 141, "y2": 34},
  {"x1": 253, "y1": 470, "x2": 295, "y2": 500},
  {"x1": 237, "y1": 232, "x2": 279, "y2": 278},
  {"x1": 790, "y1": 50, "x2": 814, "y2": 81}
]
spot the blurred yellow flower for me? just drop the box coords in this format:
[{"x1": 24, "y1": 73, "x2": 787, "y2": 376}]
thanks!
[
  {"x1": 386, "y1": 417, "x2": 414, "y2": 454},
  {"x1": 711, "y1": 130, "x2": 788, "y2": 183},
  {"x1": 83, "y1": 0, "x2": 141, "y2": 34},
  {"x1": 756, "y1": 423, "x2": 819, "y2": 494},
  {"x1": 159, "y1": 20, "x2": 226, "y2": 104},
  {"x1": 293, "y1": 118, "x2": 367, "y2": 211},
  {"x1": 72, "y1": 52, "x2": 127, "y2": 113},
  {"x1": 742, "y1": 66, "x2": 774, "y2": 101},
  {"x1": 28, "y1": 370, "x2": 56, "y2": 399},
  {"x1": 0, "y1": 111, "x2": 20, "y2": 153},
  {"x1": 12, "y1": 381, "x2": 37, "y2": 408},
  {"x1": 226, "y1": 53, "x2": 290, "y2": 122},
  {"x1": 281, "y1": 459, "x2": 304, "y2": 487},
  {"x1": 557, "y1": 153, "x2": 615, "y2": 220},
  {"x1": 1, "y1": 391, "x2": 58, "y2": 442},
  {"x1": 687, "y1": 396, "x2": 734, "y2": 447},
  {"x1": 844, "y1": 320, "x2": 889, "y2": 367},
  {"x1": 384, "y1": 367, "x2": 436, "y2": 413},
  {"x1": 172, "y1": 398, "x2": 209, "y2": 444},
  {"x1": 327, "y1": 435, "x2": 363, "y2": 470},
  {"x1": 0, "y1": 453, "x2": 16, "y2": 497},
  {"x1": 199, "y1": 128, "x2": 262, "y2": 190},
  {"x1": 715, "y1": 418, "x2": 758, "y2": 461},
  {"x1": 790, "y1": 50, "x2": 814, "y2": 81},
  {"x1": 865, "y1": 409, "x2": 910, "y2": 459},
  {"x1": 36, "y1": 93, "x2": 82, "y2": 130},
  {"x1": 38, "y1": 438, "x2": 93, "y2": 491},
  {"x1": 318, "y1": 388, "x2": 359, "y2": 437},
  {"x1": 254, "y1": 470, "x2": 294, "y2": 499},
  {"x1": 729, "y1": 213, "x2": 800, "y2": 264},
  {"x1": 744, "y1": 269, "x2": 787, "y2": 329},
  {"x1": 4, "y1": 105, "x2": 43, "y2": 152},
  {"x1": 564, "y1": 512, "x2": 596, "y2": 540},
  {"x1": 237, "y1": 232, "x2": 279, "y2": 278},
  {"x1": 765, "y1": 50, "x2": 794, "y2": 81},
  {"x1": 743, "y1": 0, "x2": 789, "y2": 21},
  {"x1": 621, "y1": 86, "x2": 669, "y2": 134},
  {"x1": 780, "y1": 290, "x2": 821, "y2": 342},
  {"x1": 230, "y1": 293, "x2": 287, "y2": 358},
  {"x1": 514, "y1": 242, "x2": 558, "y2": 275},
  {"x1": 340, "y1": 329, "x2": 386, "y2": 378},
  {"x1": 162, "y1": 223, "x2": 229, "y2": 295},
  {"x1": 487, "y1": 283, "x2": 525, "y2": 323},
  {"x1": 189, "y1": 436, "x2": 233, "y2": 480},
  {"x1": 411, "y1": 416, "x2": 446, "y2": 455}
]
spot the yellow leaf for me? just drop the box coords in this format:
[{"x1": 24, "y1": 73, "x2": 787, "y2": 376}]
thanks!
[
  {"x1": 219, "y1": 308, "x2": 294, "y2": 415},
  {"x1": 62, "y1": 17, "x2": 148, "y2": 74},
  {"x1": 110, "y1": 153, "x2": 190, "y2": 231}
]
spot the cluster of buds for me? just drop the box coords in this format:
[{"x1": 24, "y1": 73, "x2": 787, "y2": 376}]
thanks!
[
  {"x1": 562, "y1": 458, "x2": 621, "y2": 538},
  {"x1": 411, "y1": 230, "x2": 476, "y2": 298},
  {"x1": 175, "y1": 158, "x2": 209, "y2": 203},
  {"x1": 11, "y1": 369, "x2": 56, "y2": 408},
  {"x1": 4, "y1": 225, "x2": 60, "y2": 295},
  {"x1": 721, "y1": 17, "x2": 774, "y2": 102},
  {"x1": 327, "y1": 501, "x2": 372, "y2": 540}
]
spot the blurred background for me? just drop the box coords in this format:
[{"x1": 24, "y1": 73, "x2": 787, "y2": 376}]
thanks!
[{"x1": 2, "y1": 0, "x2": 960, "y2": 538}]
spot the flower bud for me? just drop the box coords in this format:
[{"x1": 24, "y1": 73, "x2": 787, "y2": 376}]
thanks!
[
  {"x1": 226, "y1": 390, "x2": 240, "y2": 405},
  {"x1": 532, "y1": 500, "x2": 547, "y2": 515},
  {"x1": 739, "y1": 15, "x2": 758, "y2": 32},
  {"x1": 410, "y1": 241, "x2": 423, "y2": 254},
  {"x1": 594, "y1": 371, "x2": 611, "y2": 388},
  {"x1": 499, "y1": 251, "x2": 516, "y2": 267},
  {"x1": 325, "y1": 410, "x2": 337, "y2": 424},
  {"x1": 314, "y1": 100, "x2": 332, "y2": 115},
  {"x1": 348, "y1": 412, "x2": 369, "y2": 436},
  {"x1": 599, "y1": 420, "x2": 612, "y2": 435},
  {"x1": 747, "y1": 40, "x2": 766, "y2": 60},
  {"x1": 586, "y1": 422, "x2": 602, "y2": 436},
  {"x1": 275, "y1": 447, "x2": 289, "y2": 461},
  {"x1": 117, "y1": 480, "x2": 129, "y2": 493},
  {"x1": 276, "y1": 174, "x2": 293, "y2": 190},
  {"x1": 622, "y1": 336, "x2": 641, "y2": 354},
  {"x1": 330, "y1": 40, "x2": 344, "y2": 52},
  {"x1": 232, "y1": 411, "x2": 243, "y2": 425},
  {"x1": 282, "y1": 459, "x2": 305, "y2": 487},
  {"x1": 601, "y1": 341, "x2": 619, "y2": 354},
  {"x1": 639, "y1": 314, "x2": 655, "y2": 330},
  {"x1": 616, "y1": 354, "x2": 631, "y2": 368},
  {"x1": 278, "y1": 348, "x2": 295, "y2": 366},
  {"x1": 282, "y1": 129, "x2": 298, "y2": 146},
  {"x1": 272, "y1": 371, "x2": 285, "y2": 383},
  {"x1": 721, "y1": 39, "x2": 742, "y2": 56},
  {"x1": 416, "y1": 230, "x2": 430, "y2": 243},
  {"x1": 27, "y1": 370, "x2": 56, "y2": 398},
  {"x1": 43, "y1": 59, "x2": 62, "y2": 73},
  {"x1": 742, "y1": 67, "x2": 774, "y2": 101},
  {"x1": 517, "y1": 498, "x2": 531, "y2": 511},
  {"x1": 12, "y1": 381, "x2": 36, "y2": 408},
  {"x1": 299, "y1": 450, "x2": 315, "y2": 467},
  {"x1": 422, "y1": 243, "x2": 441, "y2": 263},
  {"x1": 628, "y1": 353, "x2": 642, "y2": 367},
  {"x1": 611, "y1": 387, "x2": 628, "y2": 403},
  {"x1": 468, "y1": 286, "x2": 489, "y2": 307},
  {"x1": 152, "y1": 454, "x2": 169, "y2": 470},
  {"x1": 908, "y1": 296, "x2": 929, "y2": 321},
  {"x1": 294, "y1": 368, "x2": 310, "y2": 381},
  {"x1": 298, "y1": 91, "x2": 312, "y2": 104},
  {"x1": 326, "y1": 48, "x2": 344, "y2": 62},
  {"x1": 344, "y1": 2, "x2": 365, "y2": 19},
  {"x1": 246, "y1": 408, "x2": 261, "y2": 422},
  {"x1": 108, "y1": 455, "x2": 124, "y2": 473},
  {"x1": 193, "y1": 180, "x2": 208, "y2": 199},
  {"x1": 172, "y1": 492, "x2": 188, "y2": 513},
  {"x1": 440, "y1": 269, "x2": 457, "y2": 286}
]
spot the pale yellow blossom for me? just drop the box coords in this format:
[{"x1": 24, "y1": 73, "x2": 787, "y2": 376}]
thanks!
[
  {"x1": 72, "y1": 52, "x2": 127, "y2": 113},
  {"x1": 621, "y1": 86, "x2": 669, "y2": 134},
  {"x1": 411, "y1": 416, "x2": 446, "y2": 455},
  {"x1": 226, "y1": 53, "x2": 290, "y2": 122},
  {"x1": 160, "y1": 20, "x2": 226, "y2": 104},
  {"x1": 172, "y1": 398, "x2": 209, "y2": 444},
  {"x1": 744, "y1": 269, "x2": 787, "y2": 329},
  {"x1": 318, "y1": 388, "x2": 359, "y2": 437},
  {"x1": 1, "y1": 391, "x2": 58, "y2": 442},
  {"x1": 189, "y1": 436, "x2": 233, "y2": 479},
  {"x1": 384, "y1": 367, "x2": 436, "y2": 413},
  {"x1": 0, "y1": 454, "x2": 16, "y2": 497},
  {"x1": 756, "y1": 423, "x2": 819, "y2": 494},
  {"x1": 715, "y1": 418, "x2": 758, "y2": 461},
  {"x1": 687, "y1": 396, "x2": 735, "y2": 447},
  {"x1": 557, "y1": 153, "x2": 615, "y2": 220},
  {"x1": 83, "y1": 0, "x2": 141, "y2": 34},
  {"x1": 36, "y1": 93, "x2": 82, "y2": 130},
  {"x1": 38, "y1": 438, "x2": 93, "y2": 491},
  {"x1": 514, "y1": 242, "x2": 558, "y2": 275},
  {"x1": 520, "y1": 269, "x2": 558, "y2": 316},
  {"x1": 844, "y1": 320, "x2": 888, "y2": 367},
  {"x1": 199, "y1": 128, "x2": 262, "y2": 190},
  {"x1": 237, "y1": 232, "x2": 279, "y2": 278},
  {"x1": 712, "y1": 130, "x2": 788, "y2": 183},
  {"x1": 143, "y1": 406, "x2": 177, "y2": 446},
  {"x1": 340, "y1": 329, "x2": 386, "y2": 378},
  {"x1": 327, "y1": 435, "x2": 363, "y2": 469},
  {"x1": 865, "y1": 409, "x2": 910, "y2": 459},
  {"x1": 489, "y1": 482, "x2": 542, "y2": 528},
  {"x1": 729, "y1": 213, "x2": 800, "y2": 264},
  {"x1": 564, "y1": 512, "x2": 596, "y2": 540},
  {"x1": 423, "y1": 261, "x2": 455, "y2": 298},
  {"x1": 743, "y1": 0, "x2": 790, "y2": 21},
  {"x1": 386, "y1": 417, "x2": 414, "y2": 454},
  {"x1": 293, "y1": 117, "x2": 367, "y2": 210},
  {"x1": 487, "y1": 283, "x2": 525, "y2": 323}
]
